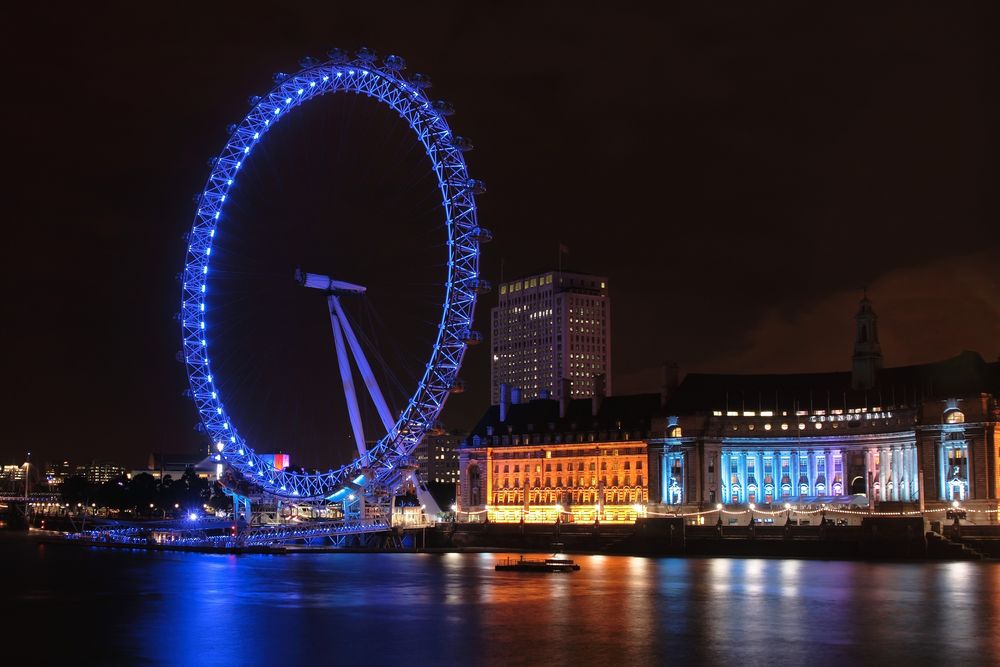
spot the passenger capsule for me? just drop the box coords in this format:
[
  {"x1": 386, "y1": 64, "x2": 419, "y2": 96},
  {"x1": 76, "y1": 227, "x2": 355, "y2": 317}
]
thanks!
[
  {"x1": 327, "y1": 48, "x2": 349, "y2": 63},
  {"x1": 408, "y1": 72, "x2": 433, "y2": 89},
  {"x1": 468, "y1": 278, "x2": 491, "y2": 294},
  {"x1": 472, "y1": 227, "x2": 493, "y2": 243},
  {"x1": 431, "y1": 99, "x2": 455, "y2": 116},
  {"x1": 383, "y1": 54, "x2": 406, "y2": 71},
  {"x1": 355, "y1": 46, "x2": 377, "y2": 62}
]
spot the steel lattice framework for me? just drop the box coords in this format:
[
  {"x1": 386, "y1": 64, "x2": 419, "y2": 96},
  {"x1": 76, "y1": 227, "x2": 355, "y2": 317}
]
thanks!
[{"x1": 179, "y1": 49, "x2": 487, "y2": 500}]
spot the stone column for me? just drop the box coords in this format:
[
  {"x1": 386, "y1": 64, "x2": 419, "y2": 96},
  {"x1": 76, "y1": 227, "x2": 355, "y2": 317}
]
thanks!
[
  {"x1": 888, "y1": 447, "x2": 896, "y2": 501},
  {"x1": 966, "y1": 438, "x2": 975, "y2": 500},
  {"x1": 878, "y1": 448, "x2": 888, "y2": 504},
  {"x1": 716, "y1": 449, "x2": 730, "y2": 505},
  {"x1": 679, "y1": 453, "x2": 687, "y2": 504},
  {"x1": 791, "y1": 450, "x2": 800, "y2": 498},
  {"x1": 895, "y1": 446, "x2": 906, "y2": 500},
  {"x1": 826, "y1": 449, "x2": 834, "y2": 496},
  {"x1": 899, "y1": 447, "x2": 909, "y2": 500},
  {"x1": 661, "y1": 448, "x2": 669, "y2": 504},
  {"x1": 938, "y1": 443, "x2": 947, "y2": 500},
  {"x1": 906, "y1": 446, "x2": 915, "y2": 500},
  {"x1": 865, "y1": 448, "x2": 874, "y2": 496},
  {"x1": 738, "y1": 452, "x2": 747, "y2": 504},
  {"x1": 809, "y1": 450, "x2": 817, "y2": 495}
]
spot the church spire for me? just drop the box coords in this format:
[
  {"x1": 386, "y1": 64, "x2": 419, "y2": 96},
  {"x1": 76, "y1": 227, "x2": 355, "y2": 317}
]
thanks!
[{"x1": 851, "y1": 291, "x2": 882, "y2": 390}]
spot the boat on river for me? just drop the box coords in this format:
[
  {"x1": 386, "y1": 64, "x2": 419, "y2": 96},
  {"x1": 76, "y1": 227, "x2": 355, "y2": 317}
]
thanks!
[{"x1": 495, "y1": 555, "x2": 580, "y2": 572}]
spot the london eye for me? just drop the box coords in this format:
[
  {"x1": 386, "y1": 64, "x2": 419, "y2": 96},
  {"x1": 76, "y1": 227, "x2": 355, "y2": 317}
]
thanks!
[{"x1": 178, "y1": 48, "x2": 489, "y2": 505}]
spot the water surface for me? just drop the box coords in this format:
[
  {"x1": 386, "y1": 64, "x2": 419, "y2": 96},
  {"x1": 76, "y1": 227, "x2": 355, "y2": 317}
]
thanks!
[{"x1": 3, "y1": 533, "x2": 998, "y2": 666}]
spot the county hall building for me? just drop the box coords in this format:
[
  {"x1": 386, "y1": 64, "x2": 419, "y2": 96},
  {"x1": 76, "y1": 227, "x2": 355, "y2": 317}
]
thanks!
[{"x1": 458, "y1": 296, "x2": 1000, "y2": 523}]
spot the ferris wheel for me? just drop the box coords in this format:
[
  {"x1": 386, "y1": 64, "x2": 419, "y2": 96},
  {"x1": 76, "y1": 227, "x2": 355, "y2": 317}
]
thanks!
[{"x1": 178, "y1": 48, "x2": 490, "y2": 502}]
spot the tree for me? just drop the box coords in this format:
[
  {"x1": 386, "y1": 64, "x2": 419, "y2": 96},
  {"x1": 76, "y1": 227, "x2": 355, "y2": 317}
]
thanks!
[
  {"x1": 59, "y1": 475, "x2": 92, "y2": 506},
  {"x1": 126, "y1": 473, "x2": 157, "y2": 513}
]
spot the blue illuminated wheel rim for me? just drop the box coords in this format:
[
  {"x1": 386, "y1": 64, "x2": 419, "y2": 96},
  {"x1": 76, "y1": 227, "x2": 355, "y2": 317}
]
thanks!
[{"x1": 179, "y1": 51, "x2": 484, "y2": 500}]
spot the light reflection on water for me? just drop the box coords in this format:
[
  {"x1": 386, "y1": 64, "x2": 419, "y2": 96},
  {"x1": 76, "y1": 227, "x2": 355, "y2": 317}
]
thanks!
[{"x1": 3, "y1": 533, "x2": 999, "y2": 666}]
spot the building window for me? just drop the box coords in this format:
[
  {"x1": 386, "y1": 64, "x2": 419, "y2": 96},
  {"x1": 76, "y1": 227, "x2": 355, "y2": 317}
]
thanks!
[{"x1": 945, "y1": 410, "x2": 965, "y2": 424}]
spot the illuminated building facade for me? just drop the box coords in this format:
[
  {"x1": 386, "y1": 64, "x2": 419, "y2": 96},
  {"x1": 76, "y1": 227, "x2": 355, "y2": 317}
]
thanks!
[
  {"x1": 414, "y1": 431, "x2": 464, "y2": 485},
  {"x1": 78, "y1": 461, "x2": 127, "y2": 485},
  {"x1": 648, "y1": 298, "x2": 1000, "y2": 517},
  {"x1": 45, "y1": 460, "x2": 73, "y2": 486},
  {"x1": 491, "y1": 270, "x2": 611, "y2": 403},
  {"x1": 132, "y1": 452, "x2": 218, "y2": 482},
  {"x1": 3, "y1": 464, "x2": 26, "y2": 492},
  {"x1": 458, "y1": 391, "x2": 659, "y2": 523}
]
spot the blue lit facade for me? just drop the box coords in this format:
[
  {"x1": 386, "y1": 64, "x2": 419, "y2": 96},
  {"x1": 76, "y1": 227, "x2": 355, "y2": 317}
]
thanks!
[
  {"x1": 179, "y1": 49, "x2": 486, "y2": 500},
  {"x1": 650, "y1": 410, "x2": 922, "y2": 507},
  {"x1": 648, "y1": 300, "x2": 998, "y2": 515},
  {"x1": 648, "y1": 351, "x2": 999, "y2": 514}
]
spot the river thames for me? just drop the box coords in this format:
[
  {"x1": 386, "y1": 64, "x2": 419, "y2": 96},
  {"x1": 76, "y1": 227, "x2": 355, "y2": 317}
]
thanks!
[{"x1": 3, "y1": 533, "x2": 998, "y2": 666}]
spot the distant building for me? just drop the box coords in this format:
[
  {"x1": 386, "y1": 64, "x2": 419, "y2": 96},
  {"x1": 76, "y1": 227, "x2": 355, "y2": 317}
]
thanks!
[
  {"x1": 415, "y1": 431, "x2": 464, "y2": 485},
  {"x1": 491, "y1": 270, "x2": 611, "y2": 404},
  {"x1": 44, "y1": 460, "x2": 73, "y2": 486},
  {"x1": 130, "y1": 452, "x2": 218, "y2": 482},
  {"x1": 3, "y1": 464, "x2": 26, "y2": 492},
  {"x1": 79, "y1": 461, "x2": 127, "y2": 485}
]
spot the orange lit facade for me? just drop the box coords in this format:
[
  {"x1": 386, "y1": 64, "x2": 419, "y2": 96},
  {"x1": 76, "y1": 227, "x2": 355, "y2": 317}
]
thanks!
[
  {"x1": 462, "y1": 441, "x2": 648, "y2": 523},
  {"x1": 458, "y1": 393, "x2": 662, "y2": 523}
]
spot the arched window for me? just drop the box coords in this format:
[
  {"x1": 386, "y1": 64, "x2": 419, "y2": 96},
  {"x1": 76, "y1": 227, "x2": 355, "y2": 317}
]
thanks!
[
  {"x1": 945, "y1": 410, "x2": 965, "y2": 424},
  {"x1": 668, "y1": 426, "x2": 682, "y2": 438}
]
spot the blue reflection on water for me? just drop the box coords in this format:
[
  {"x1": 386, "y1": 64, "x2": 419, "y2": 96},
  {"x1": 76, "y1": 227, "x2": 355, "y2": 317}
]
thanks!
[{"x1": 3, "y1": 534, "x2": 999, "y2": 667}]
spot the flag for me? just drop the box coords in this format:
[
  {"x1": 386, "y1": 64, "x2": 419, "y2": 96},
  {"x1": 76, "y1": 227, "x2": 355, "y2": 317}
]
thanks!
[{"x1": 558, "y1": 243, "x2": 570, "y2": 254}]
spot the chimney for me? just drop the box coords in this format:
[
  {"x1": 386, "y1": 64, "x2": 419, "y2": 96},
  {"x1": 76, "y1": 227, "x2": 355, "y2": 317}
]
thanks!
[
  {"x1": 592, "y1": 373, "x2": 606, "y2": 416},
  {"x1": 499, "y1": 383, "x2": 510, "y2": 422},
  {"x1": 661, "y1": 361, "x2": 679, "y2": 408},
  {"x1": 511, "y1": 387, "x2": 522, "y2": 405},
  {"x1": 559, "y1": 378, "x2": 572, "y2": 418}
]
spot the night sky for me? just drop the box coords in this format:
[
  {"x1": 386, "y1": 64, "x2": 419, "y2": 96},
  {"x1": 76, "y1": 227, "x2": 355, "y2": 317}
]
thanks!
[{"x1": 6, "y1": 3, "x2": 997, "y2": 469}]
